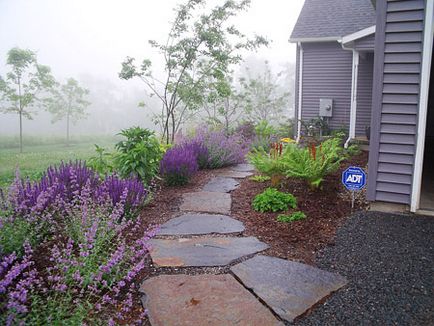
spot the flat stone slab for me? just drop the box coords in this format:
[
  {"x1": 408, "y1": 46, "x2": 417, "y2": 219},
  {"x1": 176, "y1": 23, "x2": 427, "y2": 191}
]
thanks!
[
  {"x1": 216, "y1": 170, "x2": 253, "y2": 179},
  {"x1": 180, "y1": 191, "x2": 231, "y2": 214},
  {"x1": 149, "y1": 237, "x2": 269, "y2": 267},
  {"x1": 158, "y1": 213, "x2": 245, "y2": 236},
  {"x1": 231, "y1": 163, "x2": 255, "y2": 172},
  {"x1": 202, "y1": 177, "x2": 240, "y2": 193},
  {"x1": 231, "y1": 255, "x2": 348, "y2": 322},
  {"x1": 141, "y1": 274, "x2": 282, "y2": 326}
]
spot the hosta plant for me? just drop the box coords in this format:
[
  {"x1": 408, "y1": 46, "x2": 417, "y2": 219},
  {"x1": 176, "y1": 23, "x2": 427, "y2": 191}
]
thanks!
[{"x1": 252, "y1": 188, "x2": 297, "y2": 213}]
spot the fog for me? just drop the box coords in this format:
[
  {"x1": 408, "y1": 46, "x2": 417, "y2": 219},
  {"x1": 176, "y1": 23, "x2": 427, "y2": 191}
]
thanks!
[{"x1": 0, "y1": 0, "x2": 304, "y2": 136}]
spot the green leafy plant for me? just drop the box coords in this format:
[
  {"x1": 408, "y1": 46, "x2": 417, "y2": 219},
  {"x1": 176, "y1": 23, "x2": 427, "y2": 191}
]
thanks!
[
  {"x1": 252, "y1": 188, "x2": 297, "y2": 213},
  {"x1": 283, "y1": 137, "x2": 345, "y2": 188},
  {"x1": 114, "y1": 127, "x2": 163, "y2": 183},
  {"x1": 249, "y1": 175, "x2": 271, "y2": 182},
  {"x1": 277, "y1": 211, "x2": 306, "y2": 223},
  {"x1": 87, "y1": 145, "x2": 114, "y2": 176},
  {"x1": 249, "y1": 135, "x2": 347, "y2": 189},
  {"x1": 248, "y1": 148, "x2": 285, "y2": 176}
]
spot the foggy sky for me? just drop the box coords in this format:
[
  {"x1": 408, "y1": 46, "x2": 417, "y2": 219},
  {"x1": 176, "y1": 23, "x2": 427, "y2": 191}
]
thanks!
[{"x1": 0, "y1": 0, "x2": 304, "y2": 135}]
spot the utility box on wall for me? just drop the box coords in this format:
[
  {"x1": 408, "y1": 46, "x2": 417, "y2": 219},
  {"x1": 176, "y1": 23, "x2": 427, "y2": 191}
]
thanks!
[{"x1": 319, "y1": 98, "x2": 333, "y2": 117}]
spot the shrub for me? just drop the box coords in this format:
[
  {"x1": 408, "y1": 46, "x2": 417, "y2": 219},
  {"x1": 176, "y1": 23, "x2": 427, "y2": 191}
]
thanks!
[
  {"x1": 248, "y1": 148, "x2": 286, "y2": 179},
  {"x1": 114, "y1": 127, "x2": 163, "y2": 183},
  {"x1": 249, "y1": 135, "x2": 347, "y2": 189},
  {"x1": 7, "y1": 162, "x2": 146, "y2": 220},
  {"x1": 235, "y1": 121, "x2": 256, "y2": 140},
  {"x1": 98, "y1": 174, "x2": 148, "y2": 217},
  {"x1": 87, "y1": 144, "x2": 115, "y2": 176},
  {"x1": 249, "y1": 175, "x2": 271, "y2": 183},
  {"x1": 283, "y1": 137, "x2": 345, "y2": 188},
  {"x1": 180, "y1": 141, "x2": 209, "y2": 169},
  {"x1": 277, "y1": 211, "x2": 306, "y2": 223},
  {"x1": 180, "y1": 127, "x2": 250, "y2": 169},
  {"x1": 160, "y1": 146, "x2": 199, "y2": 186},
  {"x1": 252, "y1": 188, "x2": 297, "y2": 213},
  {"x1": 1, "y1": 163, "x2": 148, "y2": 257},
  {"x1": 0, "y1": 179, "x2": 156, "y2": 325}
]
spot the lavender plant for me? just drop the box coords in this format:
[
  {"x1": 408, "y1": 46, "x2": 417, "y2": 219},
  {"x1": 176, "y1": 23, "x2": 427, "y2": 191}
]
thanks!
[
  {"x1": 0, "y1": 171, "x2": 156, "y2": 325},
  {"x1": 160, "y1": 146, "x2": 199, "y2": 186},
  {"x1": 180, "y1": 127, "x2": 250, "y2": 169}
]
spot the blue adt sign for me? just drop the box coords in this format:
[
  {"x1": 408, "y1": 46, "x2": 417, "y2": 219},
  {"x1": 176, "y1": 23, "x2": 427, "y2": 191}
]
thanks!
[{"x1": 342, "y1": 166, "x2": 366, "y2": 191}]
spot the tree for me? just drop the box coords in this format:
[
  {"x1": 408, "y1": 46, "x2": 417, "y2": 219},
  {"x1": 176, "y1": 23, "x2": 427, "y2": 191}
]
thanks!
[
  {"x1": 239, "y1": 60, "x2": 290, "y2": 123},
  {"x1": 0, "y1": 47, "x2": 55, "y2": 152},
  {"x1": 119, "y1": 0, "x2": 267, "y2": 143},
  {"x1": 45, "y1": 78, "x2": 90, "y2": 146},
  {"x1": 201, "y1": 74, "x2": 243, "y2": 133}
]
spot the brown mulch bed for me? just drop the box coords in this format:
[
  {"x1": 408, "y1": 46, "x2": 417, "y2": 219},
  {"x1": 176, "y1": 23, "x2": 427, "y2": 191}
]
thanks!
[
  {"x1": 124, "y1": 152, "x2": 369, "y2": 323},
  {"x1": 231, "y1": 151, "x2": 369, "y2": 265}
]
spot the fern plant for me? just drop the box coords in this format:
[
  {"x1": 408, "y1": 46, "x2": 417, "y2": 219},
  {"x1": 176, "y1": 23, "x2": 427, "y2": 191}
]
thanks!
[
  {"x1": 248, "y1": 136, "x2": 347, "y2": 189},
  {"x1": 282, "y1": 137, "x2": 344, "y2": 188}
]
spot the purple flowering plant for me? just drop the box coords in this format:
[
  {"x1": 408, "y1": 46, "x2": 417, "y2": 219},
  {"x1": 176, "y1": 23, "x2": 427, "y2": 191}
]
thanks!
[
  {"x1": 160, "y1": 146, "x2": 199, "y2": 186},
  {"x1": 179, "y1": 126, "x2": 250, "y2": 169},
  {"x1": 0, "y1": 161, "x2": 155, "y2": 324}
]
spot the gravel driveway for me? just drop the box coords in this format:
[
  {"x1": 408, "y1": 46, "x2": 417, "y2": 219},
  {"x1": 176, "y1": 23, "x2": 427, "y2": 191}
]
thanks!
[{"x1": 295, "y1": 211, "x2": 434, "y2": 326}]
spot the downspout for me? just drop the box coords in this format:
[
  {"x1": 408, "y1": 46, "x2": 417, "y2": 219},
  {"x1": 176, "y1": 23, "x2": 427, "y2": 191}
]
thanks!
[
  {"x1": 296, "y1": 42, "x2": 303, "y2": 143},
  {"x1": 339, "y1": 40, "x2": 359, "y2": 148},
  {"x1": 345, "y1": 49, "x2": 359, "y2": 148}
]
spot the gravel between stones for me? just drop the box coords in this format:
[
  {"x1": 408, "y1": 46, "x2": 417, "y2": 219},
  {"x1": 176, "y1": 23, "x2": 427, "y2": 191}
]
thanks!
[{"x1": 294, "y1": 211, "x2": 434, "y2": 326}]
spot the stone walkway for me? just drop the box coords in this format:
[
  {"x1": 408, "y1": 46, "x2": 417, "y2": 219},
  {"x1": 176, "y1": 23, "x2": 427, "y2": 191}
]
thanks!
[{"x1": 140, "y1": 164, "x2": 347, "y2": 325}]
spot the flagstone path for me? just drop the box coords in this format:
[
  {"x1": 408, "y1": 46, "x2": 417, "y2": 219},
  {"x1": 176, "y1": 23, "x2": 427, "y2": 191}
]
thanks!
[{"x1": 140, "y1": 163, "x2": 348, "y2": 325}]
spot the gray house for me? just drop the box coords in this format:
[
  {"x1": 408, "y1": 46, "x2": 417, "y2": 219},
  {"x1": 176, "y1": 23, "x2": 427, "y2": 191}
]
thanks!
[{"x1": 290, "y1": 0, "x2": 434, "y2": 214}]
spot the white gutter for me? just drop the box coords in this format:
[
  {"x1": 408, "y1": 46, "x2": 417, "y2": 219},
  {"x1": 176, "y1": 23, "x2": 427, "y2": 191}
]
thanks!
[
  {"x1": 345, "y1": 50, "x2": 360, "y2": 148},
  {"x1": 296, "y1": 42, "x2": 303, "y2": 143},
  {"x1": 341, "y1": 25, "x2": 376, "y2": 45},
  {"x1": 411, "y1": 0, "x2": 434, "y2": 212}
]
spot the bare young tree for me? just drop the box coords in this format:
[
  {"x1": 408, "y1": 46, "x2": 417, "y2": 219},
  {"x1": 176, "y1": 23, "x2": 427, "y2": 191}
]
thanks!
[
  {"x1": 45, "y1": 78, "x2": 90, "y2": 146},
  {"x1": 0, "y1": 47, "x2": 55, "y2": 152},
  {"x1": 119, "y1": 0, "x2": 267, "y2": 143}
]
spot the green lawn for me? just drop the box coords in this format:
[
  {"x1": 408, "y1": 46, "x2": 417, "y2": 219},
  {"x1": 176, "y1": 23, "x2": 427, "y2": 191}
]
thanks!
[{"x1": 0, "y1": 140, "x2": 116, "y2": 188}]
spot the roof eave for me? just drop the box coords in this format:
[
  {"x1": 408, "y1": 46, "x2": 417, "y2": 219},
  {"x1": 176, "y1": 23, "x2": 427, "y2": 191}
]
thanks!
[{"x1": 288, "y1": 36, "x2": 341, "y2": 43}]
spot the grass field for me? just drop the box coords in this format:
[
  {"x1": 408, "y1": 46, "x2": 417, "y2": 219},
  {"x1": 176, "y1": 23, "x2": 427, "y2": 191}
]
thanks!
[{"x1": 0, "y1": 136, "x2": 117, "y2": 188}]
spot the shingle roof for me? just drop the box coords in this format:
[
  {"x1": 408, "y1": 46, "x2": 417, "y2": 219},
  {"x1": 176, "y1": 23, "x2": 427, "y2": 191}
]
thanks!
[{"x1": 290, "y1": 0, "x2": 376, "y2": 41}]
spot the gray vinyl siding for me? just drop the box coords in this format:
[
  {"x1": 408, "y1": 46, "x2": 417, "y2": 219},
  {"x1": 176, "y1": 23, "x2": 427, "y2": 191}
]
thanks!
[
  {"x1": 354, "y1": 34, "x2": 376, "y2": 51},
  {"x1": 356, "y1": 53, "x2": 374, "y2": 136},
  {"x1": 300, "y1": 42, "x2": 352, "y2": 131},
  {"x1": 368, "y1": 0, "x2": 425, "y2": 205}
]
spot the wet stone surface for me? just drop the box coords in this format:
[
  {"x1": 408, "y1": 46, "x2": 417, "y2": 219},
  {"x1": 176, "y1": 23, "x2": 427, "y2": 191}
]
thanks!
[
  {"x1": 231, "y1": 163, "x2": 255, "y2": 172},
  {"x1": 231, "y1": 255, "x2": 348, "y2": 322},
  {"x1": 140, "y1": 274, "x2": 283, "y2": 326},
  {"x1": 158, "y1": 213, "x2": 245, "y2": 236},
  {"x1": 202, "y1": 177, "x2": 240, "y2": 193},
  {"x1": 216, "y1": 170, "x2": 253, "y2": 179},
  {"x1": 149, "y1": 237, "x2": 269, "y2": 267},
  {"x1": 180, "y1": 191, "x2": 231, "y2": 215}
]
